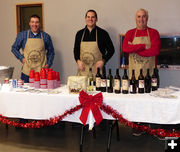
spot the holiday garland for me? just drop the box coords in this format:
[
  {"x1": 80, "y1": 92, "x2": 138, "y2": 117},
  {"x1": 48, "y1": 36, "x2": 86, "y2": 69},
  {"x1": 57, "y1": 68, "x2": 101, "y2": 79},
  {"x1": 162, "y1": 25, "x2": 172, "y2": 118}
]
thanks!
[{"x1": 0, "y1": 90, "x2": 179, "y2": 138}]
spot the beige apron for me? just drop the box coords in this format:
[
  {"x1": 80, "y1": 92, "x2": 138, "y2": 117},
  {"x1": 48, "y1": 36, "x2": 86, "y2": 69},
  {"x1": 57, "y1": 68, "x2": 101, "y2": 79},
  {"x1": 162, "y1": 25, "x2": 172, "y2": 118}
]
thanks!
[
  {"x1": 129, "y1": 29, "x2": 155, "y2": 79},
  {"x1": 22, "y1": 31, "x2": 46, "y2": 76},
  {"x1": 77, "y1": 29, "x2": 102, "y2": 78}
]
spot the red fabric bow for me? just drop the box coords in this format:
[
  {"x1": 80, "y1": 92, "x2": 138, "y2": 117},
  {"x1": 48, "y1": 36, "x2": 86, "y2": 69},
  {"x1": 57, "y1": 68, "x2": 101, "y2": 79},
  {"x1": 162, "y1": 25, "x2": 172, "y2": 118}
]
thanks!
[{"x1": 79, "y1": 90, "x2": 103, "y2": 125}]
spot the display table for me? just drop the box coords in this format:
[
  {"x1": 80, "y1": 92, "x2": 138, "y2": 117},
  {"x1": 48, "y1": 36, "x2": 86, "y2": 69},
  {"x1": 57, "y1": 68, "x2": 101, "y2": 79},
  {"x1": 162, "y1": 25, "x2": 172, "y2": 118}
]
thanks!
[{"x1": 0, "y1": 85, "x2": 180, "y2": 127}]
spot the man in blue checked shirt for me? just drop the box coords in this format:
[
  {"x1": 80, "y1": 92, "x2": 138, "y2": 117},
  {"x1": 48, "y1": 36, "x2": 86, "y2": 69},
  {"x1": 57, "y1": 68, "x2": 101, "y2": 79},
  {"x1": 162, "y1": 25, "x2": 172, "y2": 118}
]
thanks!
[{"x1": 12, "y1": 14, "x2": 55, "y2": 83}]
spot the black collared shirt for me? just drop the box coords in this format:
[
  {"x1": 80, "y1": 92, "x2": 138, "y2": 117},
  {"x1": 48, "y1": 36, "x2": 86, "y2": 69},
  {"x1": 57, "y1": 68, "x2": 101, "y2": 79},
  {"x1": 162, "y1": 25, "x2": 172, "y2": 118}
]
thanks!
[{"x1": 73, "y1": 26, "x2": 114, "y2": 63}]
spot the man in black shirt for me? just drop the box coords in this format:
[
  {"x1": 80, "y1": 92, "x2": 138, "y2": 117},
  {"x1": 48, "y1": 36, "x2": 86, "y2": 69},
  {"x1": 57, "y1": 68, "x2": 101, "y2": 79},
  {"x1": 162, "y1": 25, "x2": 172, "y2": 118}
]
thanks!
[{"x1": 73, "y1": 9, "x2": 114, "y2": 76}]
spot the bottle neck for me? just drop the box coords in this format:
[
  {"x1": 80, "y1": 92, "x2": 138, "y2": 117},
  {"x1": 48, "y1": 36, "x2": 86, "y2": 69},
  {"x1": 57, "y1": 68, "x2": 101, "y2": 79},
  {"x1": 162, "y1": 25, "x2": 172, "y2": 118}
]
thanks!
[
  {"x1": 124, "y1": 69, "x2": 127, "y2": 75},
  {"x1": 116, "y1": 69, "x2": 119, "y2": 75},
  {"x1": 132, "y1": 70, "x2": 135, "y2": 76},
  {"x1": 140, "y1": 69, "x2": 143, "y2": 75},
  {"x1": 109, "y1": 69, "x2": 111, "y2": 75}
]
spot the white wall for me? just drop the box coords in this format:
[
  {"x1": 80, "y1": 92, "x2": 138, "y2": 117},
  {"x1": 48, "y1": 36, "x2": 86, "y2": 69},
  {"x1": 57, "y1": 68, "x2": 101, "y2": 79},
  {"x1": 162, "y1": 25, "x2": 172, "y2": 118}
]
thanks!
[{"x1": 0, "y1": 0, "x2": 180, "y2": 87}]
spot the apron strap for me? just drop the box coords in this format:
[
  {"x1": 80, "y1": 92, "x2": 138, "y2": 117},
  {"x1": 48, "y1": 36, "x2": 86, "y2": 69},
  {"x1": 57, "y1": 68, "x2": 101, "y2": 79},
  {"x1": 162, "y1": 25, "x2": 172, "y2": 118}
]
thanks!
[{"x1": 27, "y1": 30, "x2": 30, "y2": 39}]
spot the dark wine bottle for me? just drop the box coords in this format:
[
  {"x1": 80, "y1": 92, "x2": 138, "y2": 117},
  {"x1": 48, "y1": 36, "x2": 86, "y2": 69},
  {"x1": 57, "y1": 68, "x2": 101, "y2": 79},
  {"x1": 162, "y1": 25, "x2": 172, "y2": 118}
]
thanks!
[
  {"x1": 101, "y1": 66, "x2": 106, "y2": 92},
  {"x1": 138, "y1": 69, "x2": 144, "y2": 93},
  {"x1": 122, "y1": 69, "x2": 128, "y2": 94},
  {"x1": 145, "y1": 69, "x2": 151, "y2": 93},
  {"x1": 151, "y1": 68, "x2": 158, "y2": 91},
  {"x1": 114, "y1": 69, "x2": 121, "y2": 94},
  {"x1": 95, "y1": 68, "x2": 101, "y2": 91},
  {"x1": 107, "y1": 69, "x2": 113, "y2": 93},
  {"x1": 130, "y1": 69, "x2": 137, "y2": 94}
]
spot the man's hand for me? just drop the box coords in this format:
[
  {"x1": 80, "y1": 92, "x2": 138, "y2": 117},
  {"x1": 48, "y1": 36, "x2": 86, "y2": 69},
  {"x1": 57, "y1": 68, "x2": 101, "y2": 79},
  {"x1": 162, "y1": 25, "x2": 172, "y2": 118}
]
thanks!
[
  {"x1": 44, "y1": 64, "x2": 49, "y2": 69},
  {"x1": 145, "y1": 43, "x2": 151, "y2": 49},
  {"x1": 77, "y1": 60, "x2": 85, "y2": 71},
  {"x1": 128, "y1": 41, "x2": 132, "y2": 45},
  {"x1": 95, "y1": 60, "x2": 104, "y2": 73},
  {"x1": 22, "y1": 58, "x2": 26, "y2": 66}
]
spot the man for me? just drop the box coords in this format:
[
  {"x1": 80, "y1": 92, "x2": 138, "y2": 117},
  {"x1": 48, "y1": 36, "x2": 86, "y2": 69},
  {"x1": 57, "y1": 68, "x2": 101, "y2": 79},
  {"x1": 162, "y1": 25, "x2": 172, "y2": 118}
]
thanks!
[
  {"x1": 123, "y1": 8, "x2": 161, "y2": 137},
  {"x1": 73, "y1": 9, "x2": 114, "y2": 76},
  {"x1": 12, "y1": 14, "x2": 55, "y2": 82},
  {"x1": 123, "y1": 8, "x2": 160, "y2": 78}
]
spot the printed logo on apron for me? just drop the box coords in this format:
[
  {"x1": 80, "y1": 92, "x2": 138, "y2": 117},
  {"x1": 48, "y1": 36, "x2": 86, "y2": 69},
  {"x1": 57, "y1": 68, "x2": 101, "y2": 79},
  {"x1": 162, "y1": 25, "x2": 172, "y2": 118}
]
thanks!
[
  {"x1": 27, "y1": 50, "x2": 43, "y2": 68},
  {"x1": 77, "y1": 28, "x2": 102, "y2": 77},
  {"x1": 81, "y1": 52, "x2": 95, "y2": 67}
]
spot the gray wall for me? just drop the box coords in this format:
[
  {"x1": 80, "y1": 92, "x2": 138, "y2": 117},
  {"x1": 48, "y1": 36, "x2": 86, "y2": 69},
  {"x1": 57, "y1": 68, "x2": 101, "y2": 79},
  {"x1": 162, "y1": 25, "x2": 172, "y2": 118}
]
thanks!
[{"x1": 0, "y1": 0, "x2": 180, "y2": 87}]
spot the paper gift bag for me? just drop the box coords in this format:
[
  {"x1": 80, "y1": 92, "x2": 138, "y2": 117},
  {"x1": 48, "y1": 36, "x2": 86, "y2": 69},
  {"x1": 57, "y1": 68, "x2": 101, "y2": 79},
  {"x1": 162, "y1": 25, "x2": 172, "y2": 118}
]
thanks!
[{"x1": 67, "y1": 76, "x2": 87, "y2": 94}]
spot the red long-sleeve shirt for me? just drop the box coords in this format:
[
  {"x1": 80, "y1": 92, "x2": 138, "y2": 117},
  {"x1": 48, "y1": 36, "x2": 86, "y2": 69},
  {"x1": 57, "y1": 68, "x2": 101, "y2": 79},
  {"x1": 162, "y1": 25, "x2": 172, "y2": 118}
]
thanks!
[{"x1": 122, "y1": 27, "x2": 160, "y2": 57}]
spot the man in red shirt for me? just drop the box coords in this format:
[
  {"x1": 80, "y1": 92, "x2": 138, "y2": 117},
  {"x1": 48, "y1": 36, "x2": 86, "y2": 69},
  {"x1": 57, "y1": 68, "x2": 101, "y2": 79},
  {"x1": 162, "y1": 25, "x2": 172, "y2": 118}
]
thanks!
[
  {"x1": 123, "y1": 8, "x2": 161, "y2": 137},
  {"x1": 123, "y1": 8, "x2": 160, "y2": 78}
]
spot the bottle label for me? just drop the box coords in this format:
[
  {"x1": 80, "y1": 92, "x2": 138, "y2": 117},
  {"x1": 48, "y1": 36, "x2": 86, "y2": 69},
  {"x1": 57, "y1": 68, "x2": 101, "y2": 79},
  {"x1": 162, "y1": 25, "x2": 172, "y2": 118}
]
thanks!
[
  {"x1": 107, "y1": 80, "x2": 110, "y2": 87},
  {"x1": 151, "y1": 78, "x2": 157, "y2": 87},
  {"x1": 88, "y1": 80, "x2": 94, "y2": 91},
  {"x1": 122, "y1": 80, "x2": 128, "y2": 90},
  {"x1": 130, "y1": 85, "x2": 133, "y2": 92},
  {"x1": 101, "y1": 79, "x2": 107, "y2": 87},
  {"x1": 96, "y1": 77, "x2": 101, "y2": 87},
  {"x1": 90, "y1": 81, "x2": 94, "y2": 86},
  {"x1": 138, "y1": 80, "x2": 144, "y2": 88},
  {"x1": 88, "y1": 85, "x2": 93, "y2": 91},
  {"x1": 114, "y1": 79, "x2": 120, "y2": 90}
]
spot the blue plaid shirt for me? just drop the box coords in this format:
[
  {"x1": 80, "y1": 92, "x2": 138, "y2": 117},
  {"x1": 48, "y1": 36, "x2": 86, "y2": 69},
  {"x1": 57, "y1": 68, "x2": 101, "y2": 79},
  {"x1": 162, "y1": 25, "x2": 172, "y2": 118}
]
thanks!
[{"x1": 11, "y1": 30, "x2": 55, "y2": 67}]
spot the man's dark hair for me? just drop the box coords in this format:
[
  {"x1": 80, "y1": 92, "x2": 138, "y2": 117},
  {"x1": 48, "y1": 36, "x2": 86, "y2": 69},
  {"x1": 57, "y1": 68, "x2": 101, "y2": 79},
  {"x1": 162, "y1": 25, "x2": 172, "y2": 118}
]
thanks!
[
  {"x1": 29, "y1": 14, "x2": 40, "y2": 22},
  {"x1": 85, "y1": 9, "x2": 97, "y2": 18}
]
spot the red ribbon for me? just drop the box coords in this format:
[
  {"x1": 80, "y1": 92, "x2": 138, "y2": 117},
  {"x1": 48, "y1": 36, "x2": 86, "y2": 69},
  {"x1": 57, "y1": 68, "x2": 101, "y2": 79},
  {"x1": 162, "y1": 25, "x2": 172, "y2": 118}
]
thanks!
[{"x1": 79, "y1": 90, "x2": 103, "y2": 125}]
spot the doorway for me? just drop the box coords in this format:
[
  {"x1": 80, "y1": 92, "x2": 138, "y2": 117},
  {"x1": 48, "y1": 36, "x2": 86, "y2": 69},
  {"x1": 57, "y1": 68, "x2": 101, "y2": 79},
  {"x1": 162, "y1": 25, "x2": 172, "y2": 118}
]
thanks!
[{"x1": 16, "y1": 3, "x2": 44, "y2": 33}]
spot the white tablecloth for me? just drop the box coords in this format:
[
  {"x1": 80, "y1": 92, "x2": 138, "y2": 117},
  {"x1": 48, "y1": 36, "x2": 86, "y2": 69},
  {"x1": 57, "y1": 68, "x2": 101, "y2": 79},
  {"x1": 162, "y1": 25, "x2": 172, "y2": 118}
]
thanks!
[{"x1": 0, "y1": 85, "x2": 180, "y2": 127}]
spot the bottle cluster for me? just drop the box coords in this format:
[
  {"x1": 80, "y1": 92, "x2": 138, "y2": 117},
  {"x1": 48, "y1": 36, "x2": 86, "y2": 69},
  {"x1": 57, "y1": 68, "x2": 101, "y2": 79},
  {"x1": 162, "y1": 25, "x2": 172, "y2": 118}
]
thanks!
[{"x1": 87, "y1": 67, "x2": 159, "y2": 94}]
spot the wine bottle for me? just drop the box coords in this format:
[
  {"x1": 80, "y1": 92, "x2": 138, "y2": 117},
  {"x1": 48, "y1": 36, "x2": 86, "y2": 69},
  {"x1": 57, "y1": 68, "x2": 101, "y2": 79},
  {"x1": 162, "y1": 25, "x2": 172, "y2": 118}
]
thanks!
[
  {"x1": 95, "y1": 68, "x2": 101, "y2": 91},
  {"x1": 151, "y1": 68, "x2": 158, "y2": 91},
  {"x1": 138, "y1": 69, "x2": 144, "y2": 93},
  {"x1": 145, "y1": 69, "x2": 151, "y2": 93},
  {"x1": 130, "y1": 69, "x2": 137, "y2": 94},
  {"x1": 122, "y1": 69, "x2": 128, "y2": 94},
  {"x1": 88, "y1": 68, "x2": 94, "y2": 91},
  {"x1": 107, "y1": 69, "x2": 113, "y2": 93},
  {"x1": 114, "y1": 68, "x2": 121, "y2": 94},
  {"x1": 101, "y1": 66, "x2": 107, "y2": 92}
]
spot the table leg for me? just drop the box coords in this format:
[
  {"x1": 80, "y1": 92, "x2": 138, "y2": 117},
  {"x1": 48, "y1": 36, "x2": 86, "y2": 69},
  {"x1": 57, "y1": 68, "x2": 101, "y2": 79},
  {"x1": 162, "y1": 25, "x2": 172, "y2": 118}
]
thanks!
[
  {"x1": 115, "y1": 120, "x2": 120, "y2": 141},
  {"x1": 6, "y1": 124, "x2": 8, "y2": 130},
  {"x1": 107, "y1": 120, "x2": 120, "y2": 152},
  {"x1": 92, "y1": 126, "x2": 96, "y2": 139},
  {"x1": 107, "y1": 122, "x2": 113, "y2": 152},
  {"x1": 80, "y1": 125, "x2": 85, "y2": 152}
]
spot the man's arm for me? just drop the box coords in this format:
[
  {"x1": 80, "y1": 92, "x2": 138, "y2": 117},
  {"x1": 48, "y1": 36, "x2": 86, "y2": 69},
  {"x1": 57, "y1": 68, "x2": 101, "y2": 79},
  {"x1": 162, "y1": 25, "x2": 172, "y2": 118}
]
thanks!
[
  {"x1": 44, "y1": 33, "x2": 55, "y2": 67},
  {"x1": 11, "y1": 32, "x2": 25, "y2": 62},
  {"x1": 73, "y1": 31, "x2": 81, "y2": 61},
  {"x1": 101, "y1": 31, "x2": 115, "y2": 63},
  {"x1": 137, "y1": 29, "x2": 160, "y2": 57},
  {"x1": 122, "y1": 30, "x2": 146, "y2": 54},
  {"x1": 73, "y1": 31, "x2": 85, "y2": 71}
]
